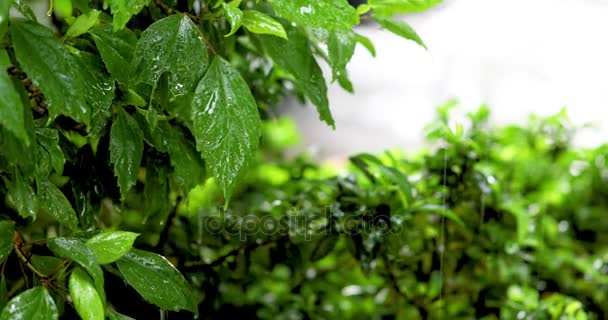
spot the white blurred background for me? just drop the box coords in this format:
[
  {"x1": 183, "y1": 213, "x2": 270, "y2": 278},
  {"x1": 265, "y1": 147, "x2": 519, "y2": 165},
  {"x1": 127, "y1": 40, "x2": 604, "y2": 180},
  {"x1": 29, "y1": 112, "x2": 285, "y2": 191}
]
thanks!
[{"x1": 285, "y1": 0, "x2": 608, "y2": 158}]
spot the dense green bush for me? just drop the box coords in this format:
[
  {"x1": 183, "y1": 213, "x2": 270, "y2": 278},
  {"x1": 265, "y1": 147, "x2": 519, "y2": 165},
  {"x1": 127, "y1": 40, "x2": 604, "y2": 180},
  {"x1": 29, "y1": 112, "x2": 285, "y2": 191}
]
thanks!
[{"x1": 2, "y1": 0, "x2": 607, "y2": 319}]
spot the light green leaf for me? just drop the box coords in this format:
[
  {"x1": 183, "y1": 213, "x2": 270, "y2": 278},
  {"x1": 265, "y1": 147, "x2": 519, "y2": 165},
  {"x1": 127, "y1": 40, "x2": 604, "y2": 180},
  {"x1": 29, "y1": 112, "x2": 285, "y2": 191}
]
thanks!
[
  {"x1": 373, "y1": 15, "x2": 426, "y2": 49},
  {"x1": 35, "y1": 128, "x2": 65, "y2": 178},
  {"x1": 327, "y1": 28, "x2": 356, "y2": 87},
  {"x1": 413, "y1": 204, "x2": 465, "y2": 227},
  {"x1": 69, "y1": 267, "x2": 105, "y2": 320},
  {"x1": 355, "y1": 33, "x2": 376, "y2": 57},
  {"x1": 107, "y1": 0, "x2": 151, "y2": 31},
  {"x1": 66, "y1": 10, "x2": 100, "y2": 38},
  {"x1": 110, "y1": 109, "x2": 144, "y2": 199},
  {"x1": 10, "y1": 19, "x2": 90, "y2": 124},
  {"x1": 116, "y1": 249, "x2": 197, "y2": 313},
  {"x1": 48, "y1": 237, "x2": 105, "y2": 301},
  {"x1": 267, "y1": 0, "x2": 359, "y2": 29},
  {"x1": 191, "y1": 57, "x2": 261, "y2": 203},
  {"x1": 131, "y1": 14, "x2": 210, "y2": 98},
  {"x1": 0, "y1": 221, "x2": 14, "y2": 262},
  {"x1": 0, "y1": 287, "x2": 57, "y2": 320},
  {"x1": 257, "y1": 26, "x2": 334, "y2": 127},
  {"x1": 152, "y1": 122, "x2": 206, "y2": 193},
  {"x1": 222, "y1": 2, "x2": 243, "y2": 37},
  {"x1": 368, "y1": 0, "x2": 442, "y2": 16},
  {"x1": 38, "y1": 181, "x2": 79, "y2": 231},
  {"x1": 85, "y1": 231, "x2": 139, "y2": 264},
  {"x1": 242, "y1": 10, "x2": 287, "y2": 39},
  {"x1": 89, "y1": 24, "x2": 137, "y2": 84},
  {"x1": 0, "y1": 50, "x2": 28, "y2": 144},
  {"x1": 6, "y1": 169, "x2": 37, "y2": 218}
]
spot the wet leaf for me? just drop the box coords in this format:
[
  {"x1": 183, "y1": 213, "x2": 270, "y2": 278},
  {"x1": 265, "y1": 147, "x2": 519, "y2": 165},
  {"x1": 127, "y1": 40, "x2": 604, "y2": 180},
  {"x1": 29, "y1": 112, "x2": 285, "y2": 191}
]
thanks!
[
  {"x1": 267, "y1": 0, "x2": 359, "y2": 29},
  {"x1": 85, "y1": 231, "x2": 139, "y2": 264},
  {"x1": 0, "y1": 221, "x2": 14, "y2": 262},
  {"x1": 110, "y1": 109, "x2": 144, "y2": 199},
  {"x1": 69, "y1": 267, "x2": 105, "y2": 320},
  {"x1": 0, "y1": 287, "x2": 58, "y2": 320}
]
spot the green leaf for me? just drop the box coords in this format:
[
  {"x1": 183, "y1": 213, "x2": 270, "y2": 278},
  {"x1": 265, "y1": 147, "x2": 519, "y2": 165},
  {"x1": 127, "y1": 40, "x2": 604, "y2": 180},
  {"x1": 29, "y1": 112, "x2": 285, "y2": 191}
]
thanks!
[
  {"x1": 131, "y1": 14, "x2": 210, "y2": 98},
  {"x1": 267, "y1": 0, "x2": 359, "y2": 29},
  {"x1": 38, "y1": 181, "x2": 79, "y2": 231},
  {"x1": 257, "y1": 26, "x2": 334, "y2": 127},
  {"x1": 75, "y1": 51, "x2": 115, "y2": 119},
  {"x1": 85, "y1": 231, "x2": 139, "y2": 264},
  {"x1": 30, "y1": 255, "x2": 65, "y2": 275},
  {"x1": 0, "y1": 287, "x2": 57, "y2": 320},
  {"x1": 327, "y1": 28, "x2": 356, "y2": 84},
  {"x1": 413, "y1": 204, "x2": 465, "y2": 227},
  {"x1": 48, "y1": 237, "x2": 105, "y2": 301},
  {"x1": 107, "y1": 310, "x2": 135, "y2": 320},
  {"x1": 0, "y1": 50, "x2": 28, "y2": 144},
  {"x1": 0, "y1": 1, "x2": 9, "y2": 44},
  {"x1": 152, "y1": 122, "x2": 205, "y2": 193},
  {"x1": 107, "y1": 0, "x2": 151, "y2": 31},
  {"x1": 0, "y1": 221, "x2": 14, "y2": 262},
  {"x1": 0, "y1": 276, "x2": 6, "y2": 311},
  {"x1": 69, "y1": 267, "x2": 105, "y2": 320},
  {"x1": 11, "y1": 0, "x2": 37, "y2": 21},
  {"x1": 242, "y1": 10, "x2": 287, "y2": 39},
  {"x1": 373, "y1": 15, "x2": 426, "y2": 49},
  {"x1": 116, "y1": 249, "x2": 197, "y2": 313},
  {"x1": 368, "y1": 0, "x2": 442, "y2": 16},
  {"x1": 191, "y1": 57, "x2": 261, "y2": 203},
  {"x1": 6, "y1": 169, "x2": 37, "y2": 218},
  {"x1": 89, "y1": 24, "x2": 137, "y2": 84},
  {"x1": 355, "y1": 33, "x2": 376, "y2": 57},
  {"x1": 310, "y1": 234, "x2": 339, "y2": 261},
  {"x1": 35, "y1": 128, "x2": 65, "y2": 178},
  {"x1": 10, "y1": 19, "x2": 90, "y2": 124},
  {"x1": 65, "y1": 10, "x2": 100, "y2": 38},
  {"x1": 222, "y1": 2, "x2": 243, "y2": 37},
  {"x1": 110, "y1": 109, "x2": 144, "y2": 199}
]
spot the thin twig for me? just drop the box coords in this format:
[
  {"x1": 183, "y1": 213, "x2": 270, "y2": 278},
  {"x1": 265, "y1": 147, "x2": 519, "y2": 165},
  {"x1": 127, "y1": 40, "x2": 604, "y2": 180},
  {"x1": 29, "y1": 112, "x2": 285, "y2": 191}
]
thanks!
[
  {"x1": 154, "y1": 196, "x2": 183, "y2": 253},
  {"x1": 13, "y1": 243, "x2": 48, "y2": 279}
]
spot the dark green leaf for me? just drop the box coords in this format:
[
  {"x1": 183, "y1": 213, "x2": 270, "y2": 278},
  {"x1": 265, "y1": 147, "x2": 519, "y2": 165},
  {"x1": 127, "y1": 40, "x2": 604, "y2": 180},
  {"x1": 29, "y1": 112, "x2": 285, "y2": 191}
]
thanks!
[
  {"x1": 6, "y1": 169, "x2": 37, "y2": 218},
  {"x1": 0, "y1": 287, "x2": 58, "y2": 320},
  {"x1": 10, "y1": 19, "x2": 90, "y2": 124},
  {"x1": 369, "y1": 0, "x2": 443, "y2": 16},
  {"x1": 110, "y1": 109, "x2": 144, "y2": 199},
  {"x1": 74, "y1": 51, "x2": 115, "y2": 118},
  {"x1": 10, "y1": 0, "x2": 37, "y2": 21},
  {"x1": 131, "y1": 14, "x2": 210, "y2": 98},
  {"x1": 116, "y1": 249, "x2": 197, "y2": 313},
  {"x1": 310, "y1": 234, "x2": 339, "y2": 261},
  {"x1": 69, "y1": 267, "x2": 105, "y2": 320},
  {"x1": 0, "y1": 276, "x2": 6, "y2": 311},
  {"x1": 34, "y1": 128, "x2": 65, "y2": 178},
  {"x1": 258, "y1": 26, "x2": 334, "y2": 127},
  {"x1": 0, "y1": 50, "x2": 28, "y2": 144},
  {"x1": 0, "y1": 221, "x2": 14, "y2": 262},
  {"x1": 48, "y1": 237, "x2": 105, "y2": 301},
  {"x1": 30, "y1": 255, "x2": 65, "y2": 275},
  {"x1": 107, "y1": 310, "x2": 135, "y2": 320},
  {"x1": 89, "y1": 24, "x2": 137, "y2": 84},
  {"x1": 0, "y1": 0, "x2": 9, "y2": 38},
  {"x1": 242, "y1": 10, "x2": 287, "y2": 39},
  {"x1": 191, "y1": 57, "x2": 261, "y2": 203},
  {"x1": 107, "y1": 0, "x2": 151, "y2": 31},
  {"x1": 373, "y1": 15, "x2": 426, "y2": 49},
  {"x1": 267, "y1": 0, "x2": 359, "y2": 29},
  {"x1": 85, "y1": 231, "x2": 139, "y2": 264},
  {"x1": 38, "y1": 181, "x2": 79, "y2": 231},
  {"x1": 65, "y1": 10, "x2": 100, "y2": 38},
  {"x1": 222, "y1": 2, "x2": 243, "y2": 37}
]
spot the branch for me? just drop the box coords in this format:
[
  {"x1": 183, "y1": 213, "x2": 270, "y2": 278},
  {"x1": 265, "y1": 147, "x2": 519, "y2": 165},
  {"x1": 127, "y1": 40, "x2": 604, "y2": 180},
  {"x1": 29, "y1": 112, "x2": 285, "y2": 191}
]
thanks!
[{"x1": 154, "y1": 196, "x2": 182, "y2": 253}]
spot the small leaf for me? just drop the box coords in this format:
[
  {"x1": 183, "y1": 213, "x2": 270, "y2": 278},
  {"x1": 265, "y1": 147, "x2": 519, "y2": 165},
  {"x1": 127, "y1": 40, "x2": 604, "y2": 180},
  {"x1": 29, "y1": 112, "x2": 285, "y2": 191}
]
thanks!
[
  {"x1": 10, "y1": 19, "x2": 90, "y2": 124},
  {"x1": 35, "y1": 128, "x2": 65, "y2": 178},
  {"x1": 48, "y1": 237, "x2": 105, "y2": 301},
  {"x1": 65, "y1": 10, "x2": 100, "y2": 38},
  {"x1": 222, "y1": 2, "x2": 243, "y2": 37},
  {"x1": 413, "y1": 204, "x2": 465, "y2": 227},
  {"x1": 373, "y1": 15, "x2": 426, "y2": 49},
  {"x1": 310, "y1": 235, "x2": 339, "y2": 261},
  {"x1": 107, "y1": 310, "x2": 135, "y2": 320},
  {"x1": 327, "y1": 28, "x2": 356, "y2": 83},
  {"x1": 6, "y1": 169, "x2": 37, "y2": 218},
  {"x1": 69, "y1": 267, "x2": 105, "y2": 320},
  {"x1": 191, "y1": 57, "x2": 261, "y2": 203},
  {"x1": 107, "y1": 0, "x2": 151, "y2": 31},
  {"x1": 75, "y1": 51, "x2": 115, "y2": 120},
  {"x1": 85, "y1": 231, "x2": 139, "y2": 264},
  {"x1": 0, "y1": 50, "x2": 28, "y2": 144},
  {"x1": 241, "y1": 10, "x2": 287, "y2": 39},
  {"x1": 116, "y1": 249, "x2": 197, "y2": 313},
  {"x1": 11, "y1": 0, "x2": 37, "y2": 21},
  {"x1": 110, "y1": 109, "x2": 144, "y2": 199},
  {"x1": 131, "y1": 14, "x2": 210, "y2": 98},
  {"x1": 0, "y1": 287, "x2": 58, "y2": 320},
  {"x1": 355, "y1": 33, "x2": 376, "y2": 57},
  {"x1": 368, "y1": 0, "x2": 443, "y2": 16},
  {"x1": 89, "y1": 24, "x2": 137, "y2": 84},
  {"x1": 0, "y1": 221, "x2": 14, "y2": 262},
  {"x1": 38, "y1": 181, "x2": 79, "y2": 231},
  {"x1": 257, "y1": 26, "x2": 334, "y2": 127},
  {"x1": 267, "y1": 0, "x2": 359, "y2": 29}
]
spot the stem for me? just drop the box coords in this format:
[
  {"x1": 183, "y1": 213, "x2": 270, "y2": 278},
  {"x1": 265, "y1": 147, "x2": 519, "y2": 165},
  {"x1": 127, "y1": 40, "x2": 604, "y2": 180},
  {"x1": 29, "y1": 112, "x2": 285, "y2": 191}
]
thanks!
[
  {"x1": 154, "y1": 196, "x2": 182, "y2": 253},
  {"x1": 13, "y1": 243, "x2": 48, "y2": 279}
]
